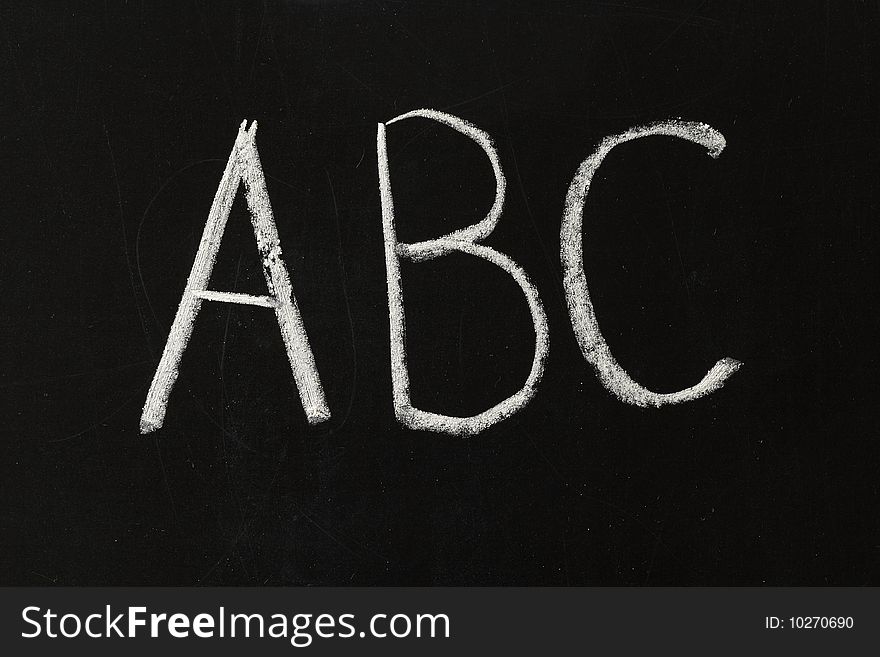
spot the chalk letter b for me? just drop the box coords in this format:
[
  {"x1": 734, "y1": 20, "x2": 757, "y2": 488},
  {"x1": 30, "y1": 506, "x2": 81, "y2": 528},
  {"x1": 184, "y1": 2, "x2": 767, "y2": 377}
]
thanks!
[{"x1": 377, "y1": 109, "x2": 549, "y2": 436}]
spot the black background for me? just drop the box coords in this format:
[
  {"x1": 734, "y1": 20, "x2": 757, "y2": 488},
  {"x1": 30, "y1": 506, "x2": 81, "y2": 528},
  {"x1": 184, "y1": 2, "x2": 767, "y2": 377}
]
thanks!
[{"x1": 1, "y1": 0, "x2": 877, "y2": 585}]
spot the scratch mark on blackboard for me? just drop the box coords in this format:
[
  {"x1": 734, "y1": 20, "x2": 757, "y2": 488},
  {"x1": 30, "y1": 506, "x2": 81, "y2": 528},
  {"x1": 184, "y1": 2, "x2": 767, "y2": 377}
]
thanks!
[
  {"x1": 246, "y1": 1, "x2": 268, "y2": 86},
  {"x1": 645, "y1": 0, "x2": 709, "y2": 58},
  {"x1": 438, "y1": 80, "x2": 520, "y2": 113},
  {"x1": 657, "y1": 169, "x2": 692, "y2": 299},
  {"x1": 326, "y1": 168, "x2": 358, "y2": 434},
  {"x1": 152, "y1": 436, "x2": 178, "y2": 520},
  {"x1": 103, "y1": 118, "x2": 151, "y2": 354},
  {"x1": 196, "y1": 1, "x2": 236, "y2": 116},
  {"x1": 336, "y1": 62, "x2": 389, "y2": 102},
  {"x1": 1, "y1": 360, "x2": 152, "y2": 389},
  {"x1": 48, "y1": 387, "x2": 144, "y2": 444},
  {"x1": 30, "y1": 571, "x2": 58, "y2": 584},
  {"x1": 135, "y1": 158, "x2": 224, "y2": 335},
  {"x1": 481, "y1": 20, "x2": 568, "y2": 311}
]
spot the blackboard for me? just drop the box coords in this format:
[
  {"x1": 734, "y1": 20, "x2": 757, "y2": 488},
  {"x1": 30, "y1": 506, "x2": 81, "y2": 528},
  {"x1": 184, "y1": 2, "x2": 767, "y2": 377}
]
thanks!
[{"x1": 2, "y1": 0, "x2": 878, "y2": 585}]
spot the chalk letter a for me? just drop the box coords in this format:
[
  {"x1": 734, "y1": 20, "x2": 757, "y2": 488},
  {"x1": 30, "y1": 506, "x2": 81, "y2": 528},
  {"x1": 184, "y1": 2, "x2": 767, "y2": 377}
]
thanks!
[
  {"x1": 377, "y1": 109, "x2": 549, "y2": 436},
  {"x1": 140, "y1": 121, "x2": 330, "y2": 433}
]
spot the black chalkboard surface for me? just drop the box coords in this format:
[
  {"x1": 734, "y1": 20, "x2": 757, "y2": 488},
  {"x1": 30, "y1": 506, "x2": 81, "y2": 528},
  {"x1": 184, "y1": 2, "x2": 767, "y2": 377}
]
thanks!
[{"x1": 2, "y1": 1, "x2": 878, "y2": 585}]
